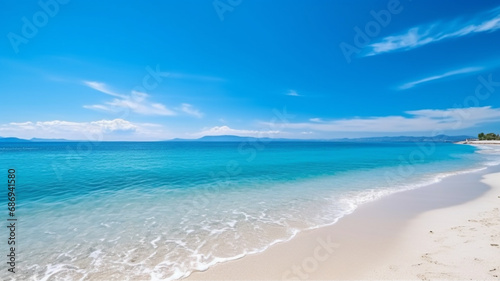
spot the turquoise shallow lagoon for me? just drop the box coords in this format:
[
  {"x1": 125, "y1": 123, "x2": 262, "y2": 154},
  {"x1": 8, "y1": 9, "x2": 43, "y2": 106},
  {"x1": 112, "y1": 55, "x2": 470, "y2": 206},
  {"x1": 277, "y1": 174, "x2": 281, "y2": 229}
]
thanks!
[{"x1": 1, "y1": 141, "x2": 499, "y2": 280}]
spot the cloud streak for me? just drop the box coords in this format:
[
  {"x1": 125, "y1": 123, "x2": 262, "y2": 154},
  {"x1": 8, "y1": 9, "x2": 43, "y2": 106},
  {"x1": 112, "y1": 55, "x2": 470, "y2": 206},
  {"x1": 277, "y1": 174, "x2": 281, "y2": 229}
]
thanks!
[
  {"x1": 179, "y1": 103, "x2": 203, "y2": 118},
  {"x1": 0, "y1": 119, "x2": 171, "y2": 141},
  {"x1": 83, "y1": 81, "x2": 175, "y2": 116},
  {"x1": 262, "y1": 106, "x2": 500, "y2": 133},
  {"x1": 83, "y1": 81, "x2": 203, "y2": 117},
  {"x1": 194, "y1": 125, "x2": 281, "y2": 138},
  {"x1": 84, "y1": 81, "x2": 125, "y2": 98},
  {"x1": 286, "y1": 90, "x2": 300, "y2": 97},
  {"x1": 4, "y1": 107, "x2": 499, "y2": 140},
  {"x1": 400, "y1": 66, "x2": 483, "y2": 89},
  {"x1": 7, "y1": 119, "x2": 136, "y2": 132},
  {"x1": 366, "y1": 6, "x2": 500, "y2": 56}
]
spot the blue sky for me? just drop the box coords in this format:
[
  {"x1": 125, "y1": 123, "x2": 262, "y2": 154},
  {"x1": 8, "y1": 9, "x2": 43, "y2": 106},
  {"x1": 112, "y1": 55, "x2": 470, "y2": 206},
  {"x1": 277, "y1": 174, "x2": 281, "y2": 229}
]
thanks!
[{"x1": 1, "y1": 0, "x2": 500, "y2": 140}]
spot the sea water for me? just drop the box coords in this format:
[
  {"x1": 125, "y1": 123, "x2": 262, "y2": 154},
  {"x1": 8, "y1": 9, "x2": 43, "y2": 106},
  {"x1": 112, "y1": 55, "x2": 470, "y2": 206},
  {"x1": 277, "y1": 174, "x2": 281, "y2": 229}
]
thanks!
[{"x1": 0, "y1": 141, "x2": 499, "y2": 280}]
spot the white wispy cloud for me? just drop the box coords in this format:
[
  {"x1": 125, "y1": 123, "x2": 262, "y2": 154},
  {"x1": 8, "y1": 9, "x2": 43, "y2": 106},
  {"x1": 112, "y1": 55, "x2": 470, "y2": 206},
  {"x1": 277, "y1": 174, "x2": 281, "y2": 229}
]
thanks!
[
  {"x1": 286, "y1": 90, "x2": 300, "y2": 97},
  {"x1": 84, "y1": 81, "x2": 125, "y2": 98},
  {"x1": 0, "y1": 119, "x2": 171, "y2": 141},
  {"x1": 83, "y1": 81, "x2": 204, "y2": 117},
  {"x1": 7, "y1": 119, "x2": 136, "y2": 132},
  {"x1": 309, "y1": 118, "x2": 323, "y2": 122},
  {"x1": 366, "y1": 6, "x2": 500, "y2": 56},
  {"x1": 400, "y1": 66, "x2": 484, "y2": 89},
  {"x1": 83, "y1": 81, "x2": 175, "y2": 116},
  {"x1": 262, "y1": 106, "x2": 500, "y2": 133},
  {"x1": 179, "y1": 103, "x2": 203, "y2": 118},
  {"x1": 193, "y1": 125, "x2": 281, "y2": 138}
]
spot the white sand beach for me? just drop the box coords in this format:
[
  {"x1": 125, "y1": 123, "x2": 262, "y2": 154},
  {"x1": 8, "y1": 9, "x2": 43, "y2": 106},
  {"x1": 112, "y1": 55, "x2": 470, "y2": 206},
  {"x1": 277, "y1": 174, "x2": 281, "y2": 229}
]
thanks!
[
  {"x1": 186, "y1": 165, "x2": 500, "y2": 280},
  {"x1": 457, "y1": 140, "x2": 500, "y2": 145}
]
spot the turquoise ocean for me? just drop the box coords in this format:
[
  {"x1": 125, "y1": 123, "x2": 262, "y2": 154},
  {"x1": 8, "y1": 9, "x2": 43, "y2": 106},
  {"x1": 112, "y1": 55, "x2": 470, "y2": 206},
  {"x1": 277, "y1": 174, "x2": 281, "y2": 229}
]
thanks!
[{"x1": 1, "y1": 141, "x2": 500, "y2": 280}]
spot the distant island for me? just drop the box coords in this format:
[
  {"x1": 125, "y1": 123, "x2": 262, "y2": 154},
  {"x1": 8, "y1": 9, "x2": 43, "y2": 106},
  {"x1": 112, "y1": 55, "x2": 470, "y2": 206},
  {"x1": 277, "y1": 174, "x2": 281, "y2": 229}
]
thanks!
[
  {"x1": 0, "y1": 135, "x2": 473, "y2": 143},
  {"x1": 0, "y1": 137, "x2": 69, "y2": 142}
]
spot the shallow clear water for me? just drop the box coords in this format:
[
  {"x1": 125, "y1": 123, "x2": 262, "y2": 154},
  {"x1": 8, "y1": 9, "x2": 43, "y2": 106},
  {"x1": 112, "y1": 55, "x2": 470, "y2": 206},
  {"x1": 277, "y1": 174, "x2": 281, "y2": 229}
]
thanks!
[{"x1": 0, "y1": 141, "x2": 499, "y2": 280}]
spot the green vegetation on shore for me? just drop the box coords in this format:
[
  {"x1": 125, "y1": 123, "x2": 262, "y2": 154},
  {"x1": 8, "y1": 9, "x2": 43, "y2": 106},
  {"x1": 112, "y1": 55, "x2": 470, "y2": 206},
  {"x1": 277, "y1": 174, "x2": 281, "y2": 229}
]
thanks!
[{"x1": 478, "y1": 132, "x2": 500, "y2": 140}]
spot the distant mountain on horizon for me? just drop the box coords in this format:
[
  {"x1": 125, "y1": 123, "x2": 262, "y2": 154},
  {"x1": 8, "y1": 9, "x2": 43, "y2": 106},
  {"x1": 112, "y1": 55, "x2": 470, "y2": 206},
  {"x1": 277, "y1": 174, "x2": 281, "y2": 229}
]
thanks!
[
  {"x1": 167, "y1": 134, "x2": 473, "y2": 143},
  {"x1": 0, "y1": 137, "x2": 70, "y2": 142},
  {"x1": 0, "y1": 137, "x2": 31, "y2": 142},
  {"x1": 29, "y1": 138, "x2": 70, "y2": 142},
  {"x1": 0, "y1": 134, "x2": 473, "y2": 143}
]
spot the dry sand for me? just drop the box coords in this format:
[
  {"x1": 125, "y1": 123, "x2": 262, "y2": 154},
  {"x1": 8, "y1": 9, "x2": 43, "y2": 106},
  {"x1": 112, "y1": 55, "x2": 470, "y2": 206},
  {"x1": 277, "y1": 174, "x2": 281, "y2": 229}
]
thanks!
[
  {"x1": 185, "y1": 166, "x2": 500, "y2": 280},
  {"x1": 362, "y1": 170, "x2": 500, "y2": 280},
  {"x1": 457, "y1": 140, "x2": 500, "y2": 145}
]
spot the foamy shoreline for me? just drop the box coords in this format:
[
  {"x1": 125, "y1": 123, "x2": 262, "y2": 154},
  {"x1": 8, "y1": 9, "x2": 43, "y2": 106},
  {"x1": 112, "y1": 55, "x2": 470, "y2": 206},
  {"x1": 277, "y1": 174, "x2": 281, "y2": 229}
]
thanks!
[{"x1": 185, "y1": 164, "x2": 500, "y2": 280}]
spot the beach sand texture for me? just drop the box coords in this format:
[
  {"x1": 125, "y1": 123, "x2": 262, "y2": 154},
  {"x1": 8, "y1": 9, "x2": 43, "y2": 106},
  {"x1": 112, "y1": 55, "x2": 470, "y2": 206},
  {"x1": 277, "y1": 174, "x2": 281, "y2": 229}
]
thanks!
[
  {"x1": 364, "y1": 171, "x2": 500, "y2": 280},
  {"x1": 186, "y1": 167, "x2": 500, "y2": 280}
]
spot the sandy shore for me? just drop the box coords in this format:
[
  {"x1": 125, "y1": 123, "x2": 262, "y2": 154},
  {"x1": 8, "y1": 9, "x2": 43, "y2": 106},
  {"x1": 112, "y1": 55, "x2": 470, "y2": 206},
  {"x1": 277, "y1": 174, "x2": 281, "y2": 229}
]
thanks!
[
  {"x1": 186, "y1": 165, "x2": 500, "y2": 280},
  {"x1": 456, "y1": 140, "x2": 500, "y2": 145}
]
